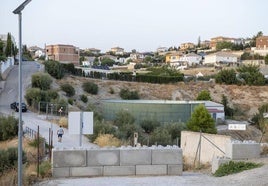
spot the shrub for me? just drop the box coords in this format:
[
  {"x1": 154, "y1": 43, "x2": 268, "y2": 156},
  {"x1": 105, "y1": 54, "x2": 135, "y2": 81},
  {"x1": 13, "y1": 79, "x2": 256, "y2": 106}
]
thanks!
[
  {"x1": 68, "y1": 98, "x2": 74, "y2": 105},
  {"x1": 38, "y1": 161, "x2": 51, "y2": 178},
  {"x1": 31, "y1": 72, "x2": 52, "y2": 90},
  {"x1": 58, "y1": 117, "x2": 68, "y2": 128},
  {"x1": 0, "y1": 115, "x2": 18, "y2": 141},
  {"x1": 114, "y1": 110, "x2": 135, "y2": 128},
  {"x1": 215, "y1": 69, "x2": 237, "y2": 85},
  {"x1": 150, "y1": 127, "x2": 172, "y2": 146},
  {"x1": 28, "y1": 137, "x2": 46, "y2": 148},
  {"x1": 60, "y1": 83, "x2": 75, "y2": 97},
  {"x1": 214, "y1": 161, "x2": 262, "y2": 177},
  {"x1": 109, "y1": 87, "x2": 115, "y2": 94},
  {"x1": 82, "y1": 82, "x2": 98, "y2": 95},
  {"x1": 140, "y1": 120, "x2": 160, "y2": 134},
  {"x1": 0, "y1": 148, "x2": 27, "y2": 175},
  {"x1": 196, "y1": 90, "x2": 212, "y2": 101},
  {"x1": 88, "y1": 120, "x2": 117, "y2": 142},
  {"x1": 119, "y1": 88, "x2": 139, "y2": 100},
  {"x1": 80, "y1": 94, "x2": 88, "y2": 103},
  {"x1": 94, "y1": 134, "x2": 121, "y2": 147},
  {"x1": 44, "y1": 60, "x2": 64, "y2": 79}
]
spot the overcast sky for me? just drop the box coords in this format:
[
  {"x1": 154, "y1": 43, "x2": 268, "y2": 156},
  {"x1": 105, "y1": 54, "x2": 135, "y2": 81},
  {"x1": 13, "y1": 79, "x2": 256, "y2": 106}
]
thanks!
[{"x1": 1, "y1": 0, "x2": 267, "y2": 52}]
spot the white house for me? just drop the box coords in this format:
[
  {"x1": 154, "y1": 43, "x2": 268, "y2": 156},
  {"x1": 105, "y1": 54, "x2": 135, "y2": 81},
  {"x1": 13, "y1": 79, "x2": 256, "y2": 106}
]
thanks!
[
  {"x1": 34, "y1": 49, "x2": 45, "y2": 58},
  {"x1": 203, "y1": 52, "x2": 238, "y2": 65},
  {"x1": 179, "y1": 53, "x2": 202, "y2": 66}
]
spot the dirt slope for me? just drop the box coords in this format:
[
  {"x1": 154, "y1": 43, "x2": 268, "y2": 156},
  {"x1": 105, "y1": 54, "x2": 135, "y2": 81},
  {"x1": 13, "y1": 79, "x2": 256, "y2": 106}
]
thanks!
[{"x1": 57, "y1": 75, "x2": 268, "y2": 120}]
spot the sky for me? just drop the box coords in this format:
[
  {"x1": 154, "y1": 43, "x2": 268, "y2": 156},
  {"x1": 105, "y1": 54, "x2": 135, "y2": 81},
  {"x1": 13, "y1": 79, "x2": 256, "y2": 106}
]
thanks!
[{"x1": 1, "y1": 0, "x2": 268, "y2": 52}]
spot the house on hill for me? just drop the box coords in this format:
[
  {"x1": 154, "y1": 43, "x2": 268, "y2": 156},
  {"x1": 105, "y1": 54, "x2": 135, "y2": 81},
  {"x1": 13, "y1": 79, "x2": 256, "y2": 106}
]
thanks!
[{"x1": 203, "y1": 52, "x2": 238, "y2": 65}]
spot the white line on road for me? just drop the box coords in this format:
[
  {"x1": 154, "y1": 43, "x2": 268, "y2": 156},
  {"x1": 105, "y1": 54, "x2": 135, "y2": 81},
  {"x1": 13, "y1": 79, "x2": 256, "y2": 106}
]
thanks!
[{"x1": 8, "y1": 88, "x2": 14, "y2": 94}]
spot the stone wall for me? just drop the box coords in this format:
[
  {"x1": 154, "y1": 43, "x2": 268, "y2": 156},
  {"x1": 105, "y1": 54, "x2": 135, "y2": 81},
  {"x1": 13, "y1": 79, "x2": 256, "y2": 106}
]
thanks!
[{"x1": 52, "y1": 146, "x2": 183, "y2": 178}]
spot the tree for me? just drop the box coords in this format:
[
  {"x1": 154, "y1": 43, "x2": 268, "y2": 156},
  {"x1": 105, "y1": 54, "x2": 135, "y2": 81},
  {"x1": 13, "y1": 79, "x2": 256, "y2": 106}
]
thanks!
[
  {"x1": 5, "y1": 33, "x2": 12, "y2": 57},
  {"x1": 197, "y1": 36, "x2": 201, "y2": 48},
  {"x1": 216, "y1": 41, "x2": 233, "y2": 50},
  {"x1": 101, "y1": 57, "x2": 115, "y2": 66},
  {"x1": 250, "y1": 31, "x2": 263, "y2": 47},
  {"x1": 215, "y1": 69, "x2": 237, "y2": 85},
  {"x1": 221, "y1": 94, "x2": 234, "y2": 118},
  {"x1": 140, "y1": 120, "x2": 160, "y2": 134},
  {"x1": 265, "y1": 55, "x2": 268, "y2": 65},
  {"x1": 237, "y1": 64, "x2": 265, "y2": 85},
  {"x1": 251, "y1": 104, "x2": 268, "y2": 142},
  {"x1": 44, "y1": 60, "x2": 64, "y2": 79},
  {"x1": 187, "y1": 104, "x2": 217, "y2": 134},
  {"x1": 196, "y1": 90, "x2": 212, "y2": 101},
  {"x1": 31, "y1": 72, "x2": 52, "y2": 90}
]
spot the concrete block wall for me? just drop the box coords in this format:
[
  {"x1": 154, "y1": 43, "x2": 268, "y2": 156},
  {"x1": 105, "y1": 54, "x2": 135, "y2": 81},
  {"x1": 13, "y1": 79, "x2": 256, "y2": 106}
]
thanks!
[
  {"x1": 225, "y1": 141, "x2": 260, "y2": 160},
  {"x1": 52, "y1": 146, "x2": 183, "y2": 178}
]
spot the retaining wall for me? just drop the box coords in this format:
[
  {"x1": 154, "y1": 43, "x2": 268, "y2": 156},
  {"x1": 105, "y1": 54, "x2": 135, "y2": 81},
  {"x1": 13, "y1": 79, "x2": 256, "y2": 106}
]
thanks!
[{"x1": 52, "y1": 146, "x2": 183, "y2": 178}]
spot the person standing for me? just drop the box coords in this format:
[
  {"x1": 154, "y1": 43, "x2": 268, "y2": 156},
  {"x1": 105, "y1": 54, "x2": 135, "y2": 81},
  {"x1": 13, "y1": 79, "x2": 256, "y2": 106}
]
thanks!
[{"x1": 57, "y1": 125, "x2": 64, "y2": 142}]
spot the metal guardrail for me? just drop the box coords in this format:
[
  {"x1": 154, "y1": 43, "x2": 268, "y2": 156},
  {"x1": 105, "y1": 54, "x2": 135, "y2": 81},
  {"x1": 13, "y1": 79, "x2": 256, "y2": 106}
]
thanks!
[{"x1": 24, "y1": 126, "x2": 37, "y2": 139}]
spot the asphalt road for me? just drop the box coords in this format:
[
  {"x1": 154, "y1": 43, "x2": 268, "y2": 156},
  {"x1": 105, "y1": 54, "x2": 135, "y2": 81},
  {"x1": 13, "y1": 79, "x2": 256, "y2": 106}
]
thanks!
[{"x1": 0, "y1": 61, "x2": 96, "y2": 148}]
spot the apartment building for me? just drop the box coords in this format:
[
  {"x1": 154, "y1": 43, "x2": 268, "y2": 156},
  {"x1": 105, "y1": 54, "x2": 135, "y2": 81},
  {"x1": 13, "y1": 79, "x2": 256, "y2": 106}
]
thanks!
[
  {"x1": 210, "y1": 36, "x2": 244, "y2": 50},
  {"x1": 180, "y1": 42, "x2": 195, "y2": 50},
  {"x1": 254, "y1": 36, "x2": 268, "y2": 56},
  {"x1": 256, "y1": 36, "x2": 268, "y2": 49},
  {"x1": 110, "y1": 47, "x2": 124, "y2": 55},
  {"x1": 46, "y1": 44, "x2": 79, "y2": 66}
]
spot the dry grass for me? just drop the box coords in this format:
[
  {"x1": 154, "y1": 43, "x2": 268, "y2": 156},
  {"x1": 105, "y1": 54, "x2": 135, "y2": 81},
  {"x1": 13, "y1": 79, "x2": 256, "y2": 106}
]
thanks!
[
  {"x1": 94, "y1": 134, "x2": 122, "y2": 147},
  {"x1": 0, "y1": 138, "x2": 44, "y2": 185},
  {"x1": 58, "y1": 117, "x2": 68, "y2": 128}
]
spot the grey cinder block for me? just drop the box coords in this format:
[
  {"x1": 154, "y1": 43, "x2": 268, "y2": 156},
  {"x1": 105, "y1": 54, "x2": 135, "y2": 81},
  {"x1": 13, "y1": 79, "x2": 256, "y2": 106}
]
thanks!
[
  {"x1": 225, "y1": 142, "x2": 260, "y2": 160},
  {"x1": 120, "y1": 149, "x2": 151, "y2": 165},
  {"x1": 52, "y1": 167, "x2": 70, "y2": 178},
  {"x1": 52, "y1": 149, "x2": 87, "y2": 167},
  {"x1": 70, "y1": 167, "x2": 103, "y2": 177},
  {"x1": 152, "y1": 148, "x2": 182, "y2": 165},
  {"x1": 136, "y1": 165, "x2": 167, "y2": 175},
  {"x1": 87, "y1": 149, "x2": 120, "y2": 166},
  {"x1": 168, "y1": 164, "x2": 183, "y2": 175},
  {"x1": 103, "y1": 166, "x2": 135, "y2": 176}
]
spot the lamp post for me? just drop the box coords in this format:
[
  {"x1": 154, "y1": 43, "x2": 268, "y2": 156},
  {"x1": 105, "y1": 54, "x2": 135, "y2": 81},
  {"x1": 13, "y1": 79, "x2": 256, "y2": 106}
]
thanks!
[{"x1": 13, "y1": 1, "x2": 32, "y2": 185}]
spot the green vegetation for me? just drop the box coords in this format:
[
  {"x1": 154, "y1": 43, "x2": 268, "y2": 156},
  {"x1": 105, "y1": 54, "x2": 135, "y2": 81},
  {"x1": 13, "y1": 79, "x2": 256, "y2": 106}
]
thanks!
[
  {"x1": 196, "y1": 90, "x2": 212, "y2": 101},
  {"x1": 101, "y1": 57, "x2": 115, "y2": 66},
  {"x1": 38, "y1": 161, "x2": 51, "y2": 178},
  {"x1": 214, "y1": 161, "x2": 262, "y2": 177},
  {"x1": 119, "y1": 88, "x2": 139, "y2": 100},
  {"x1": 215, "y1": 65, "x2": 265, "y2": 86},
  {"x1": 215, "y1": 69, "x2": 237, "y2": 85},
  {"x1": 44, "y1": 60, "x2": 64, "y2": 79},
  {"x1": 82, "y1": 81, "x2": 98, "y2": 95},
  {"x1": 0, "y1": 115, "x2": 18, "y2": 141},
  {"x1": 187, "y1": 104, "x2": 216, "y2": 134},
  {"x1": 0, "y1": 148, "x2": 27, "y2": 175},
  {"x1": 60, "y1": 83, "x2": 75, "y2": 97},
  {"x1": 221, "y1": 94, "x2": 234, "y2": 118},
  {"x1": 140, "y1": 120, "x2": 161, "y2": 134},
  {"x1": 237, "y1": 65, "x2": 265, "y2": 86},
  {"x1": 88, "y1": 108, "x2": 186, "y2": 146},
  {"x1": 31, "y1": 72, "x2": 52, "y2": 90},
  {"x1": 251, "y1": 103, "x2": 268, "y2": 142},
  {"x1": 80, "y1": 94, "x2": 88, "y2": 103}
]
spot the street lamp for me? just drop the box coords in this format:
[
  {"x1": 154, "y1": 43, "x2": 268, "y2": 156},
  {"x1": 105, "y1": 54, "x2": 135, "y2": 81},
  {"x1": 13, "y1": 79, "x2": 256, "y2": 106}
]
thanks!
[{"x1": 13, "y1": 1, "x2": 32, "y2": 185}]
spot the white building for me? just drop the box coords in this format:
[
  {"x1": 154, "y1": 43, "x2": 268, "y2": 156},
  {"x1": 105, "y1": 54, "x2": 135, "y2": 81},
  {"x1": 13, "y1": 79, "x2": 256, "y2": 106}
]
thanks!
[
  {"x1": 179, "y1": 53, "x2": 202, "y2": 66},
  {"x1": 203, "y1": 52, "x2": 238, "y2": 65}
]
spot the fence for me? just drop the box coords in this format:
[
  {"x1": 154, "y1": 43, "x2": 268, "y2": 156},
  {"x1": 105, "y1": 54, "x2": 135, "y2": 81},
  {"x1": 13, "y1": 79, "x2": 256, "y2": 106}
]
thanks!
[{"x1": 31, "y1": 101, "x2": 68, "y2": 118}]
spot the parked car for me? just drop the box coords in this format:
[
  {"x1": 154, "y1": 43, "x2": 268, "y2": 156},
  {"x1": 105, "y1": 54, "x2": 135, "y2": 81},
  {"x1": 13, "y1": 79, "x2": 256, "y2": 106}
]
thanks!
[{"x1": 10, "y1": 102, "x2": 27, "y2": 112}]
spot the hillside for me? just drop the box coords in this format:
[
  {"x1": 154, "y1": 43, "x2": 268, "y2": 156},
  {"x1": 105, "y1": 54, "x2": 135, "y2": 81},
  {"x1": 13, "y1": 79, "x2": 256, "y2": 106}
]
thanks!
[{"x1": 57, "y1": 75, "x2": 268, "y2": 119}]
